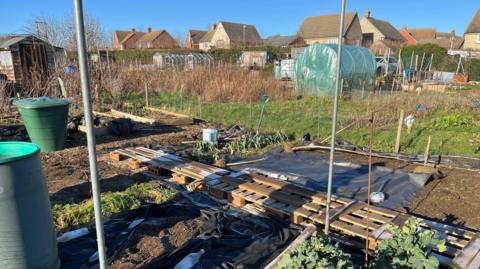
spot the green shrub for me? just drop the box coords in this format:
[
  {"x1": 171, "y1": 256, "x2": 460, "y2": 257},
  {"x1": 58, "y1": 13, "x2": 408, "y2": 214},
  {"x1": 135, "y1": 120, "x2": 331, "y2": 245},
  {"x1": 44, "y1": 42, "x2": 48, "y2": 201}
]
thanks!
[
  {"x1": 209, "y1": 48, "x2": 242, "y2": 64},
  {"x1": 401, "y1": 44, "x2": 447, "y2": 71},
  {"x1": 277, "y1": 236, "x2": 354, "y2": 269},
  {"x1": 373, "y1": 219, "x2": 446, "y2": 269}
]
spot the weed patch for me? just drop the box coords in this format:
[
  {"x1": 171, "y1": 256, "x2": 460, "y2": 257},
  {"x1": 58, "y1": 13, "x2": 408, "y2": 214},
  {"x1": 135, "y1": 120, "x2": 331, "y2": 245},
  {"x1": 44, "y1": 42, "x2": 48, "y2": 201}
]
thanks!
[{"x1": 52, "y1": 183, "x2": 176, "y2": 231}]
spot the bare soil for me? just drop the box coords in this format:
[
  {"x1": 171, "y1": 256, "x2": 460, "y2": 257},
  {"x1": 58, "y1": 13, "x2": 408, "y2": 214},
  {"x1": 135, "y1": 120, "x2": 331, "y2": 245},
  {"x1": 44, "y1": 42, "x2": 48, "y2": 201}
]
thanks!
[{"x1": 110, "y1": 215, "x2": 205, "y2": 269}]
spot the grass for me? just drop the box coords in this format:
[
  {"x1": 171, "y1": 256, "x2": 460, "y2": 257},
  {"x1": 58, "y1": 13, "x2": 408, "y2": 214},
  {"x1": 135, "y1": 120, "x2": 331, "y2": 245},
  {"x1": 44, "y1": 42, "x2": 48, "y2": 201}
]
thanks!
[
  {"x1": 129, "y1": 89, "x2": 480, "y2": 158},
  {"x1": 52, "y1": 183, "x2": 177, "y2": 231}
]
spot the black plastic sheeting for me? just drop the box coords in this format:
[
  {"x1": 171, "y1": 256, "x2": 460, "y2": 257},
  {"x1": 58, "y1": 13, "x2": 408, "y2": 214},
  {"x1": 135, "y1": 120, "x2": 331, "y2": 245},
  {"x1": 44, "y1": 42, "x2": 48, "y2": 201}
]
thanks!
[
  {"x1": 232, "y1": 149, "x2": 431, "y2": 210},
  {"x1": 58, "y1": 200, "x2": 300, "y2": 269}
]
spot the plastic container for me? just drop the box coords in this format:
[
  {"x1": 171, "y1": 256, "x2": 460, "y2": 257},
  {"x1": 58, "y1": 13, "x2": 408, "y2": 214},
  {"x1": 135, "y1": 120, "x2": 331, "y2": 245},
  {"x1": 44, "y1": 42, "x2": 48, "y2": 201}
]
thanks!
[
  {"x1": 14, "y1": 97, "x2": 70, "y2": 152},
  {"x1": 0, "y1": 142, "x2": 60, "y2": 269},
  {"x1": 202, "y1": 128, "x2": 218, "y2": 144},
  {"x1": 370, "y1": 192, "x2": 385, "y2": 204}
]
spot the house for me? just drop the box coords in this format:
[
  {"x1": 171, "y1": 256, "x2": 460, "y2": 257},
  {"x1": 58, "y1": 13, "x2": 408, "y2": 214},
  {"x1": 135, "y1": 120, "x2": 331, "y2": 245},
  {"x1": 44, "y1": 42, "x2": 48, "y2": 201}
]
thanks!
[
  {"x1": 399, "y1": 27, "x2": 464, "y2": 50},
  {"x1": 113, "y1": 28, "x2": 178, "y2": 50},
  {"x1": 198, "y1": 21, "x2": 263, "y2": 51},
  {"x1": 263, "y1": 35, "x2": 306, "y2": 47},
  {"x1": 0, "y1": 35, "x2": 63, "y2": 85},
  {"x1": 359, "y1": 10, "x2": 404, "y2": 52},
  {"x1": 185, "y1": 30, "x2": 207, "y2": 49},
  {"x1": 297, "y1": 12, "x2": 363, "y2": 45},
  {"x1": 464, "y1": 9, "x2": 480, "y2": 51},
  {"x1": 113, "y1": 29, "x2": 144, "y2": 50}
]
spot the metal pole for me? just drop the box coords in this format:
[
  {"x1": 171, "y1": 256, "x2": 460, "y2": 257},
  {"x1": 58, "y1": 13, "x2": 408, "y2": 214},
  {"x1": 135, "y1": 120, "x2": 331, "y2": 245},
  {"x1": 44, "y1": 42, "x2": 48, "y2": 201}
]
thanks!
[
  {"x1": 324, "y1": 0, "x2": 346, "y2": 235},
  {"x1": 73, "y1": 1, "x2": 107, "y2": 268}
]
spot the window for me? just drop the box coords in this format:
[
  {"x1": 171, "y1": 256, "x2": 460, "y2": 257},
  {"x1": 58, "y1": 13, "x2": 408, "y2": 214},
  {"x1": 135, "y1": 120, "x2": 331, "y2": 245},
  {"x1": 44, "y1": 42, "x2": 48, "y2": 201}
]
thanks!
[
  {"x1": 477, "y1": 34, "x2": 480, "y2": 43},
  {"x1": 216, "y1": 40, "x2": 224, "y2": 48}
]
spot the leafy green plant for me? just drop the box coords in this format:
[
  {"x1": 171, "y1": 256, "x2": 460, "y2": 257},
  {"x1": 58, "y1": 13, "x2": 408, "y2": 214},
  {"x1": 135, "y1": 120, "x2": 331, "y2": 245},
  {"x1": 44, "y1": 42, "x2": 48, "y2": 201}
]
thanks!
[
  {"x1": 224, "y1": 132, "x2": 291, "y2": 154},
  {"x1": 195, "y1": 141, "x2": 220, "y2": 161},
  {"x1": 432, "y1": 114, "x2": 475, "y2": 129},
  {"x1": 373, "y1": 219, "x2": 446, "y2": 269},
  {"x1": 277, "y1": 236, "x2": 354, "y2": 269},
  {"x1": 52, "y1": 183, "x2": 176, "y2": 231}
]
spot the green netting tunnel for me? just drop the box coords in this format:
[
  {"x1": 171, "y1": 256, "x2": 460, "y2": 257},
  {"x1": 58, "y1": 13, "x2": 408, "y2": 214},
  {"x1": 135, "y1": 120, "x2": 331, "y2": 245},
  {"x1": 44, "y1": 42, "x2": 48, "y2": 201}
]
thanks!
[{"x1": 294, "y1": 44, "x2": 376, "y2": 96}]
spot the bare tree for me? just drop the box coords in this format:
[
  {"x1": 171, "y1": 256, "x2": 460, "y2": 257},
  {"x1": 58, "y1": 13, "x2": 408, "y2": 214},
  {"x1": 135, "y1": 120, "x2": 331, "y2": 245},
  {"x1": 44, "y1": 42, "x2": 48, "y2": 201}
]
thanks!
[
  {"x1": 173, "y1": 32, "x2": 185, "y2": 48},
  {"x1": 24, "y1": 16, "x2": 65, "y2": 47},
  {"x1": 24, "y1": 13, "x2": 108, "y2": 51}
]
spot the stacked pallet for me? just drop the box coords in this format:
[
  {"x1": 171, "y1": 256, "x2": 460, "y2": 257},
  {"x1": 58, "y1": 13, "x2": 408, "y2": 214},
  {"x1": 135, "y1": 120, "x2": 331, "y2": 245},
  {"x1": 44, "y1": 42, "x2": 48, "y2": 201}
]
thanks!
[{"x1": 111, "y1": 147, "x2": 480, "y2": 269}]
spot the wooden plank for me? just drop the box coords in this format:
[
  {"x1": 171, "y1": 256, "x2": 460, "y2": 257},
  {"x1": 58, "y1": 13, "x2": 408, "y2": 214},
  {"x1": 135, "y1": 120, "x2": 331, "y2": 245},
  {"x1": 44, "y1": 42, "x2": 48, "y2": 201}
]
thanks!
[
  {"x1": 111, "y1": 109, "x2": 157, "y2": 124},
  {"x1": 238, "y1": 182, "x2": 307, "y2": 207},
  {"x1": 351, "y1": 209, "x2": 394, "y2": 224},
  {"x1": 330, "y1": 220, "x2": 369, "y2": 239},
  {"x1": 452, "y1": 234, "x2": 480, "y2": 269},
  {"x1": 250, "y1": 173, "x2": 317, "y2": 197},
  {"x1": 416, "y1": 217, "x2": 475, "y2": 239},
  {"x1": 339, "y1": 214, "x2": 381, "y2": 230},
  {"x1": 145, "y1": 106, "x2": 192, "y2": 118},
  {"x1": 466, "y1": 251, "x2": 480, "y2": 269}
]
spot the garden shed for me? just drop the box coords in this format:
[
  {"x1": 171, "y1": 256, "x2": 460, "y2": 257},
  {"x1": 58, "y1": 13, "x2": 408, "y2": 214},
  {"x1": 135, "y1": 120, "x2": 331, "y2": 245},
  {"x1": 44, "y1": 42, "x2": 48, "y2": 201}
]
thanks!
[
  {"x1": 294, "y1": 44, "x2": 376, "y2": 96},
  {"x1": 0, "y1": 35, "x2": 62, "y2": 86}
]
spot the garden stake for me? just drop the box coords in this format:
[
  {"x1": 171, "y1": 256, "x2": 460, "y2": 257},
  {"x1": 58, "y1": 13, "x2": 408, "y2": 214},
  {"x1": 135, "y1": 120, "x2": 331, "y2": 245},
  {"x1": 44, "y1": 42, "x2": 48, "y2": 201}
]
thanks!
[
  {"x1": 73, "y1": 0, "x2": 107, "y2": 267},
  {"x1": 324, "y1": 0, "x2": 346, "y2": 235},
  {"x1": 394, "y1": 109, "x2": 404, "y2": 153},
  {"x1": 424, "y1": 135, "x2": 432, "y2": 165},
  {"x1": 365, "y1": 111, "x2": 375, "y2": 266},
  {"x1": 144, "y1": 82, "x2": 149, "y2": 108}
]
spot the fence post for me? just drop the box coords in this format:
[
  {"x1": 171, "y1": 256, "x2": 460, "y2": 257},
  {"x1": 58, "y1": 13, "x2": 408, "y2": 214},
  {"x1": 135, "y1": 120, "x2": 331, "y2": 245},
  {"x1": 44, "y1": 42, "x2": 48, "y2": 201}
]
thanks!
[{"x1": 394, "y1": 109, "x2": 404, "y2": 153}]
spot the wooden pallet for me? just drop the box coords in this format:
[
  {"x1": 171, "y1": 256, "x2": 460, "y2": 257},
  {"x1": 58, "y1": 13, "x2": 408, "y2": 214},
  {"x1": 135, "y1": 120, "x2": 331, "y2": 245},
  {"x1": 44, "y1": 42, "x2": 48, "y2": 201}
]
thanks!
[{"x1": 111, "y1": 146, "x2": 480, "y2": 268}]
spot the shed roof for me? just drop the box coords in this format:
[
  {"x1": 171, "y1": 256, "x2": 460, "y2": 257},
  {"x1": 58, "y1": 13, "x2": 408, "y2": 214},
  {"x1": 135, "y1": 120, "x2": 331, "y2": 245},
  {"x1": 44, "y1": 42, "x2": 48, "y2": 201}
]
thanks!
[
  {"x1": 263, "y1": 35, "x2": 301, "y2": 46},
  {"x1": 0, "y1": 35, "x2": 53, "y2": 50},
  {"x1": 465, "y1": 9, "x2": 480, "y2": 34},
  {"x1": 188, "y1": 30, "x2": 207, "y2": 43},
  {"x1": 298, "y1": 12, "x2": 357, "y2": 39},
  {"x1": 220, "y1": 21, "x2": 263, "y2": 44},
  {"x1": 364, "y1": 17, "x2": 404, "y2": 41}
]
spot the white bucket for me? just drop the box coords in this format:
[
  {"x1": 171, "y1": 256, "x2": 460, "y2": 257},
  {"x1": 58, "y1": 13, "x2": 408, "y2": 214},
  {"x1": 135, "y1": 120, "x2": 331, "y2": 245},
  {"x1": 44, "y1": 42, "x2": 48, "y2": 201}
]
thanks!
[{"x1": 202, "y1": 129, "x2": 217, "y2": 144}]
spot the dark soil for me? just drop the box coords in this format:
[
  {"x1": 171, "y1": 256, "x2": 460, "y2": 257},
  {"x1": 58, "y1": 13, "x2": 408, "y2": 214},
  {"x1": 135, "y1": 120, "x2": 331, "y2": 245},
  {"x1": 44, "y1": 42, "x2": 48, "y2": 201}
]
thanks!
[{"x1": 110, "y1": 216, "x2": 205, "y2": 269}]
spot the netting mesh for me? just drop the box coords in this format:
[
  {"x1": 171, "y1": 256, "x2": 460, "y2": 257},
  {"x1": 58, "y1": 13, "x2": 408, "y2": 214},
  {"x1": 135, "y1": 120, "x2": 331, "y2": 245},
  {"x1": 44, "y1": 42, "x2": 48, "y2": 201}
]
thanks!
[{"x1": 294, "y1": 44, "x2": 376, "y2": 96}]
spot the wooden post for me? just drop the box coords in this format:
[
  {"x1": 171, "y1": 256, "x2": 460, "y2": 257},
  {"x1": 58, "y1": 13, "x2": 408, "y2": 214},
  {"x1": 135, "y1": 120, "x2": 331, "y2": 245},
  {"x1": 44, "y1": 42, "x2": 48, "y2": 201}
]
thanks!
[
  {"x1": 144, "y1": 82, "x2": 149, "y2": 108},
  {"x1": 394, "y1": 109, "x2": 404, "y2": 153},
  {"x1": 424, "y1": 135, "x2": 432, "y2": 165}
]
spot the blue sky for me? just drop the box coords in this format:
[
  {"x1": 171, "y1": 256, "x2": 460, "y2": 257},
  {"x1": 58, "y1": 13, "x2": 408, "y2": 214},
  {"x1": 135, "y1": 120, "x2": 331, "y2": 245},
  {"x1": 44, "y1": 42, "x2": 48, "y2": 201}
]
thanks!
[{"x1": 0, "y1": 0, "x2": 478, "y2": 39}]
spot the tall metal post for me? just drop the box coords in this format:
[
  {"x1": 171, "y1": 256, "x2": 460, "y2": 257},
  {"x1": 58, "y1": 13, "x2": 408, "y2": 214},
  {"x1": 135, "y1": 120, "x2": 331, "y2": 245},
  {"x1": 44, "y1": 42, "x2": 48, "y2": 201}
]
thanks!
[
  {"x1": 324, "y1": 0, "x2": 346, "y2": 235},
  {"x1": 73, "y1": 1, "x2": 107, "y2": 268}
]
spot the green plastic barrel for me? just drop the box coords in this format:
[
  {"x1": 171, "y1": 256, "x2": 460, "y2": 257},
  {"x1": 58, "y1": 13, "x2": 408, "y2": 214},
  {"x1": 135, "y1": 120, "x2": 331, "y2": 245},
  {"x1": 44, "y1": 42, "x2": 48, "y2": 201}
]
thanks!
[
  {"x1": 14, "y1": 97, "x2": 70, "y2": 152},
  {"x1": 0, "y1": 142, "x2": 60, "y2": 269}
]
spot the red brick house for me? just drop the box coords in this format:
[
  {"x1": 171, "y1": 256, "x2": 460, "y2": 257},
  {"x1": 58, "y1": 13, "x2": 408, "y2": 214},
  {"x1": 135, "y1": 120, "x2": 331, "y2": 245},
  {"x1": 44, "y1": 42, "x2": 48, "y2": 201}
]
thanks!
[
  {"x1": 113, "y1": 28, "x2": 178, "y2": 50},
  {"x1": 185, "y1": 30, "x2": 207, "y2": 49},
  {"x1": 399, "y1": 27, "x2": 464, "y2": 49}
]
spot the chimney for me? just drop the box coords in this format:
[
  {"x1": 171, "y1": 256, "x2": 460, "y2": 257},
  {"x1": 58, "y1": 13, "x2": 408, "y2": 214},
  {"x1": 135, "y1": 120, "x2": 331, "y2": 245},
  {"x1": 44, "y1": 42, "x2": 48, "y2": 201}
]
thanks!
[
  {"x1": 148, "y1": 27, "x2": 152, "y2": 32},
  {"x1": 451, "y1": 29, "x2": 456, "y2": 37},
  {"x1": 131, "y1": 28, "x2": 136, "y2": 32},
  {"x1": 209, "y1": 24, "x2": 217, "y2": 31},
  {"x1": 364, "y1": 10, "x2": 371, "y2": 18}
]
